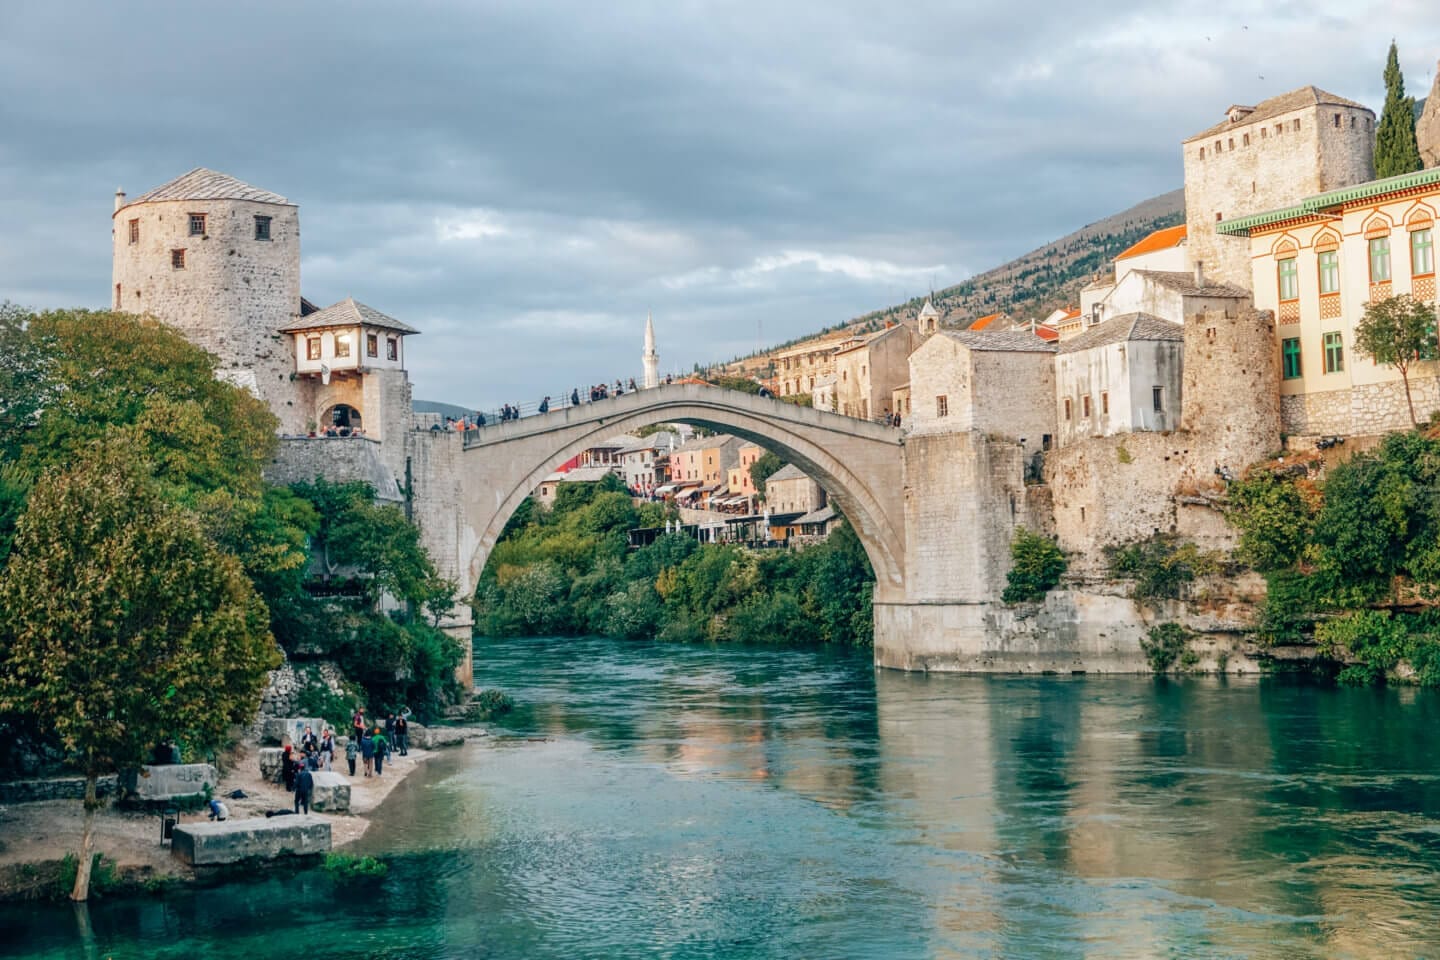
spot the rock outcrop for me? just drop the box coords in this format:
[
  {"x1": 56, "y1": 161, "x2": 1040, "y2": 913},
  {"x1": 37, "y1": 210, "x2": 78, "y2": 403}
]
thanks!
[{"x1": 1420, "y1": 63, "x2": 1440, "y2": 169}]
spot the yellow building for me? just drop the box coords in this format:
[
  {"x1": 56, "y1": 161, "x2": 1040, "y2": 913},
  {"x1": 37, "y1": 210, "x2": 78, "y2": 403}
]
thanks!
[{"x1": 1220, "y1": 167, "x2": 1440, "y2": 438}]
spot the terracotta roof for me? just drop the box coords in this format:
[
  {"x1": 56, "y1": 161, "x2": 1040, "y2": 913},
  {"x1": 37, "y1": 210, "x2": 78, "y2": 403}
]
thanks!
[
  {"x1": 1133, "y1": 270, "x2": 1250, "y2": 298},
  {"x1": 1115, "y1": 224, "x2": 1187, "y2": 261},
  {"x1": 1033, "y1": 326, "x2": 1060, "y2": 342},
  {"x1": 1057, "y1": 312, "x2": 1182, "y2": 354},
  {"x1": 968, "y1": 312, "x2": 1003, "y2": 331},
  {"x1": 1061, "y1": 306, "x2": 1081, "y2": 320},
  {"x1": 1185, "y1": 86, "x2": 1371, "y2": 142},
  {"x1": 122, "y1": 167, "x2": 290, "y2": 212},
  {"x1": 279, "y1": 297, "x2": 420, "y2": 335},
  {"x1": 939, "y1": 330, "x2": 1056, "y2": 353}
]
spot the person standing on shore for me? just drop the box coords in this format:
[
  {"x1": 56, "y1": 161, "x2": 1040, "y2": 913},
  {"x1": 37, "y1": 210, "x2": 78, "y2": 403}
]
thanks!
[
  {"x1": 360, "y1": 729, "x2": 375, "y2": 777},
  {"x1": 281, "y1": 742, "x2": 296, "y2": 791},
  {"x1": 394, "y1": 713, "x2": 409, "y2": 756},
  {"x1": 294, "y1": 764, "x2": 314, "y2": 815},
  {"x1": 345, "y1": 735, "x2": 358, "y2": 776},
  {"x1": 351, "y1": 709, "x2": 366, "y2": 746},
  {"x1": 372, "y1": 726, "x2": 390, "y2": 776},
  {"x1": 320, "y1": 729, "x2": 335, "y2": 771}
]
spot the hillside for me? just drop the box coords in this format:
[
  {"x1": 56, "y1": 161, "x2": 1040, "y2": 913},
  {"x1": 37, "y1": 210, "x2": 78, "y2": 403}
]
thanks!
[{"x1": 718, "y1": 188, "x2": 1184, "y2": 374}]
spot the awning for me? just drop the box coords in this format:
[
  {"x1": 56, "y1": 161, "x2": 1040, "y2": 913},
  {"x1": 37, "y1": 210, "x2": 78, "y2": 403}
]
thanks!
[{"x1": 654, "y1": 484, "x2": 677, "y2": 495}]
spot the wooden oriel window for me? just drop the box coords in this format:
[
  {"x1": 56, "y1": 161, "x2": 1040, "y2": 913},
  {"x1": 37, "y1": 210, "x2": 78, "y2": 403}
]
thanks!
[
  {"x1": 128, "y1": 219, "x2": 139, "y2": 244},
  {"x1": 171, "y1": 248, "x2": 185, "y2": 269}
]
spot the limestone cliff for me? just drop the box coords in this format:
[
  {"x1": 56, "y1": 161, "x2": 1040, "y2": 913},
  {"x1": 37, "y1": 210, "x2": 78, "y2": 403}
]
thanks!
[{"x1": 1420, "y1": 63, "x2": 1440, "y2": 169}]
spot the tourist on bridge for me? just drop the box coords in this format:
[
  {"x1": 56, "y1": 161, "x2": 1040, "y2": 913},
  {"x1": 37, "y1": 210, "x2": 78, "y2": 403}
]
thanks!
[
  {"x1": 294, "y1": 763, "x2": 314, "y2": 815},
  {"x1": 538, "y1": 396, "x2": 550, "y2": 414},
  {"x1": 476, "y1": 411, "x2": 486, "y2": 427},
  {"x1": 628, "y1": 377, "x2": 637, "y2": 392},
  {"x1": 571, "y1": 388, "x2": 580, "y2": 407}
]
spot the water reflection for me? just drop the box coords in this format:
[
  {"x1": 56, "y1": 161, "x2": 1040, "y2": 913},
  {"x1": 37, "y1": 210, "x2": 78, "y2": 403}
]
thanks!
[{"x1": 5, "y1": 637, "x2": 1440, "y2": 959}]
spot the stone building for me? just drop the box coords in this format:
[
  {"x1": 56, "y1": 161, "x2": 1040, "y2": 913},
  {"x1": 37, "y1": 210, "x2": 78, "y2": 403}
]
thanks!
[
  {"x1": 1182, "y1": 87, "x2": 1376, "y2": 290},
  {"x1": 834, "y1": 322, "x2": 920, "y2": 420},
  {"x1": 618, "y1": 432, "x2": 678, "y2": 493},
  {"x1": 1053, "y1": 313, "x2": 1184, "y2": 448},
  {"x1": 771, "y1": 334, "x2": 855, "y2": 398},
  {"x1": 1078, "y1": 224, "x2": 1188, "y2": 330},
  {"x1": 906, "y1": 330, "x2": 1056, "y2": 446},
  {"x1": 764, "y1": 464, "x2": 826, "y2": 515},
  {"x1": 1219, "y1": 165, "x2": 1440, "y2": 438}
]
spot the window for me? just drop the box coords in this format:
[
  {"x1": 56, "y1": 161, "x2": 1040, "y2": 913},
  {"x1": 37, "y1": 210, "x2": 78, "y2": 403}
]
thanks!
[
  {"x1": 1293, "y1": 119, "x2": 1301, "y2": 131},
  {"x1": 1214, "y1": 140, "x2": 1222, "y2": 153},
  {"x1": 1064, "y1": 398, "x2": 1072, "y2": 421},
  {"x1": 1282, "y1": 337, "x2": 1301, "y2": 379},
  {"x1": 1101, "y1": 391, "x2": 1109, "y2": 415},
  {"x1": 1414, "y1": 228, "x2": 1434, "y2": 277},
  {"x1": 128, "y1": 219, "x2": 139, "y2": 244},
  {"x1": 189, "y1": 213, "x2": 206, "y2": 236},
  {"x1": 936, "y1": 395, "x2": 948, "y2": 418},
  {"x1": 254, "y1": 216, "x2": 272, "y2": 241},
  {"x1": 1323, "y1": 332, "x2": 1344, "y2": 373},
  {"x1": 1318, "y1": 250, "x2": 1340, "y2": 294},
  {"x1": 1334, "y1": 113, "x2": 1341, "y2": 127},
  {"x1": 1199, "y1": 147, "x2": 1206, "y2": 160},
  {"x1": 335, "y1": 333, "x2": 352, "y2": 359},
  {"x1": 307, "y1": 337, "x2": 321, "y2": 360},
  {"x1": 1082, "y1": 395, "x2": 1091, "y2": 417},
  {"x1": 171, "y1": 248, "x2": 185, "y2": 269},
  {"x1": 1370, "y1": 236, "x2": 1391, "y2": 282},
  {"x1": 1228, "y1": 137, "x2": 1234, "y2": 150},
  {"x1": 1152, "y1": 386, "x2": 1165, "y2": 413},
  {"x1": 1275, "y1": 123, "x2": 1283, "y2": 136},
  {"x1": 114, "y1": 283, "x2": 121, "y2": 309},
  {"x1": 1277, "y1": 256, "x2": 1298, "y2": 301},
  {"x1": 366, "y1": 333, "x2": 378, "y2": 357},
  {"x1": 1243, "y1": 133, "x2": 1250, "y2": 146},
  {"x1": 1261, "y1": 127, "x2": 1268, "y2": 139}
]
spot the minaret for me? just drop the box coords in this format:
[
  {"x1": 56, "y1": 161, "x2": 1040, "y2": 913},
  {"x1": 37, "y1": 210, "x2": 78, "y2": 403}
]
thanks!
[{"x1": 642, "y1": 312, "x2": 659, "y2": 388}]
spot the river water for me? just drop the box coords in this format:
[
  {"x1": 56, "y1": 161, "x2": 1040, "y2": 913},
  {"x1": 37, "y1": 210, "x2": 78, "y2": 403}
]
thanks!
[{"x1": 6, "y1": 635, "x2": 1440, "y2": 958}]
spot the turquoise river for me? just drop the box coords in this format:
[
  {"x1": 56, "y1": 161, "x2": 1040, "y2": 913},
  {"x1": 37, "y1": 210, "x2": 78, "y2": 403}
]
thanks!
[{"x1": 6, "y1": 635, "x2": 1440, "y2": 958}]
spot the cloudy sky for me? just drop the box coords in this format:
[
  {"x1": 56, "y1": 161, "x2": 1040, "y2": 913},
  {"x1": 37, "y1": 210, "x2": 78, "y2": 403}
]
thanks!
[{"x1": 2, "y1": 2, "x2": 1437, "y2": 409}]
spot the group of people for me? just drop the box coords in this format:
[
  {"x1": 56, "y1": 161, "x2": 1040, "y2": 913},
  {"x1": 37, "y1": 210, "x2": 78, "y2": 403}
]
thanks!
[{"x1": 277, "y1": 709, "x2": 411, "y2": 814}]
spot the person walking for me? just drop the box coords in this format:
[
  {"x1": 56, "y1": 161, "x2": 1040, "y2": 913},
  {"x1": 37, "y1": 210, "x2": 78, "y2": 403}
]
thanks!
[
  {"x1": 385, "y1": 712, "x2": 397, "y2": 745},
  {"x1": 570, "y1": 388, "x2": 580, "y2": 407},
  {"x1": 345, "y1": 735, "x2": 358, "y2": 776},
  {"x1": 320, "y1": 729, "x2": 335, "y2": 771},
  {"x1": 372, "y1": 726, "x2": 390, "y2": 776},
  {"x1": 294, "y1": 764, "x2": 314, "y2": 815},
  {"x1": 538, "y1": 396, "x2": 550, "y2": 414},
  {"x1": 360, "y1": 729, "x2": 375, "y2": 777},
  {"x1": 351, "y1": 709, "x2": 366, "y2": 746},
  {"x1": 394, "y1": 713, "x2": 409, "y2": 756}
]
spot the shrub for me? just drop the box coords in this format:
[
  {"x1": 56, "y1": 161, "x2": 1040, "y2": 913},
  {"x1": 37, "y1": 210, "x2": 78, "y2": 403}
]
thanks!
[
  {"x1": 1141, "y1": 623, "x2": 1192, "y2": 673},
  {"x1": 323, "y1": 853, "x2": 389, "y2": 880},
  {"x1": 58, "y1": 852, "x2": 118, "y2": 897},
  {"x1": 469, "y1": 689, "x2": 514, "y2": 721},
  {"x1": 1002, "y1": 528, "x2": 1066, "y2": 603},
  {"x1": 1315, "y1": 609, "x2": 1410, "y2": 685},
  {"x1": 1106, "y1": 534, "x2": 1222, "y2": 603}
]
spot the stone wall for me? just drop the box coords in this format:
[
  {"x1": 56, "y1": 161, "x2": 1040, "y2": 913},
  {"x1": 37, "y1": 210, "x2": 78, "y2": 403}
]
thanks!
[
  {"x1": 258, "y1": 661, "x2": 350, "y2": 720},
  {"x1": 112, "y1": 197, "x2": 304, "y2": 432},
  {"x1": 1280, "y1": 374, "x2": 1440, "y2": 437},
  {"x1": 0, "y1": 775, "x2": 118, "y2": 804},
  {"x1": 266, "y1": 437, "x2": 403, "y2": 502}
]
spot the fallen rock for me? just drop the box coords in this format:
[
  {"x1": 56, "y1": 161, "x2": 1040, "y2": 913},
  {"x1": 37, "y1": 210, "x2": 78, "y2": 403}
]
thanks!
[
  {"x1": 260, "y1": 718, "x2": 329, "y2": 746},
  {"x1": 171, "y1": 815, "x2": 330, "y2": 866},
  {"x1": 258, "y1": 748, "x2": 284, "y2": 783},
  {"x1": 121, "y1": 763, "x2": 219, "y2": 802},
  {"x1": 408, "y1": 723, "x2": 466, "y2": 749},
  {"x1": 309, "y1": 771, "x2": 351, "y2": 813}
]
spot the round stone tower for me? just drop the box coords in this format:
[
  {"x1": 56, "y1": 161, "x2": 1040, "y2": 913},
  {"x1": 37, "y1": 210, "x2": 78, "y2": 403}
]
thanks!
[{"x1": 111, "y1": 167, "x2": 304, "y2": 432}]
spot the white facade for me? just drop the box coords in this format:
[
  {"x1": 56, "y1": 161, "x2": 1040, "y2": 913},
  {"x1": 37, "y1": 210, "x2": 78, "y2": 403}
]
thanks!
[
  {"x1": 1054, "y1": 313, "x2": 1185, "y2": 447},
  {"x1": 642, "y1": 313, "x2": 659, "y2": 389}
]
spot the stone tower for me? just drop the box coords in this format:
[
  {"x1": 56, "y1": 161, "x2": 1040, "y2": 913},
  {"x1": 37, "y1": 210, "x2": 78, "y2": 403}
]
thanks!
[
  {"x1": 917, "y1": 297, "x2": 940, "y2": 336},
  {"x1": 642, "y1": 311, "x2": 659, "y2": 388},
  {"x1": 112, "y1": 167, "x2": 304, "y2": 432},
  {"x1": 1182, "y1": 87, "x2": 1375, "y2": 290}
]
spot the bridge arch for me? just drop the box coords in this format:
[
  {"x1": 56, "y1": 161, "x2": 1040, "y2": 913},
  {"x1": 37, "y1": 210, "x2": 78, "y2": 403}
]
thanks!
[{"x1": 456, "y1": 383, "x2": 907, "y2": 605}]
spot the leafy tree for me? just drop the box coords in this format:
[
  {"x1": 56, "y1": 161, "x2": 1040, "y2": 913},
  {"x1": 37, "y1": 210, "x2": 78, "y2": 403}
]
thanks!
[
  {"x1": 1354, "y1": 294, "x2": 1437, "y2": 426},
  {"x1": 1225, "y1": 467, "x2": 1318, "y2": 571},
  {"x1": 1002, "y1": 528, "x2": 1066, "y2": 603},
  {"x1": 749, "y1": 452, "x2": 785, "y2": 492},
  {"x1": 1376, "y1": 41, "x2": 1423, "y2": 178},
  {"x1": 0, "y1": 446, "x2": 278, "y2": 900}
]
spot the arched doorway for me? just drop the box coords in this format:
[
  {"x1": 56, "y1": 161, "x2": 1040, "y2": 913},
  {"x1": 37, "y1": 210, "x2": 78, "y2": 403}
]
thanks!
[{"x1": 322, "y1": 403, "x2": 363, "y2": 436}]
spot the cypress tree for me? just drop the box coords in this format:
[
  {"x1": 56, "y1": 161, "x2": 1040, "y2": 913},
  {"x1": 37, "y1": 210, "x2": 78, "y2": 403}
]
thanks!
[{"x1": 1376, "y1": 41, "x2": 1423, "y2": 178}]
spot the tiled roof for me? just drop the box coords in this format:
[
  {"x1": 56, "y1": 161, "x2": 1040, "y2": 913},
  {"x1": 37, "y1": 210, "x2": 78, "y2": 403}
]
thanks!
[
  {"x1": 939, "y1": 330, "x2": 1057, "y2": 353},
  {"x1": 124, "y1": 167, "x2": 290, "y2": 210},
  {"x1": 1115, "y1": 224, "x2": 1187, "y2": 261},
  {"x1": 795, "y1": 505, "x2": 837, "y2": 525},
  {"x1": 1133, "y1": 270, "x2": 1250, "y2": 298},
  {"x1": 672, "y1": 434, "x2": 739, "y2": 454},
  {"x1": 1057, "y1": 312, "x2": 1182, "y2": 354},
  {"x1": 280, "y1": 297, "x2": 420, "y2": 335},
  {"x1": 918, "y1": 298, "x2": 940, "y2": 319},
  {"x1": 1185, "y1": 86, "x2": 1371, "y2": 142},
  {"x1": 766, "y1": 464, "x2": 809, "y2": 484},
  {"x1": 1218, "y1": 166, "x2": 1440, "y2": 236},
  {"x1": 968, "y1": 312, "x2": 1003, "y2": 331},
  {"x1": 1034, "y1": 326, "x2": 1060, "y2": 342}
]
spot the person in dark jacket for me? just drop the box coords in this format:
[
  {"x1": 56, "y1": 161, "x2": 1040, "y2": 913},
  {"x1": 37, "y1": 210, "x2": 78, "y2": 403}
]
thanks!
[
  {"x1": 294, "y1": 765, "x2": 314, "y2": 814},
  {"x1": 281, "y1": 744, "x2": 296, "y2": 791},
  {"x1": 394, "y1": 714, "x2": 409, "y2": 756},
  {"x1": 372, "y1": 727, "x2": 390, "y2": 776},
  {"x1": 360, "y1": 731, "x2": 375, "y2": 777},
  {"x1": 345, "y1": 736, "x2": 359, "y2": 776}
]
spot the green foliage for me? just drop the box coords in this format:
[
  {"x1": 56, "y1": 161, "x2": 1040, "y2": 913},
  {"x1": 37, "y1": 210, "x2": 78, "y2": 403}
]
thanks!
[
  {"x1": 478, "y1": 485, "x2": 876, "y2": 647},
  {"x1": 1001, "y1": 528, "x2": 1066, "y2": 603},
  {"x1": 1116, "y1": 444, "x2": 1133, "y2": 465},
  {"x1": 58, "y1": 853, "x2": 118, "y2": 898},
  {"x1": 1255, "y1": 570, "x2": 1321, "y2": 646},
  {"x1": 469, "y1": 689, "x2": 515, "y2": 721},
  {"x1": 1355, "y1": 295, "x2": 1437, "y2": 425},
  {"x1": 749, "y1": 452, "x2": 785, "y2": 492},
  {"x1": 1226, "y1": 468, "x2": 1317, "y2": 571},
  {"x1": 1141, "y1": 623, "x2": 1192, "y2": 674},
  {"x1": 1106, "y1": 535, "x2": 1223, "y2": 603},
  {"x1": 293, "y1": 671, "x2": 363, "y2": 731},
  {"x1": 323, "y1": 853, "x2": 389, "y2": 880},
  {"x1": 712, "y1": 375, "x2": 762, "y2": 394},
  {"x1": 1376, "y1": 42, "x2": 1423, "y2": 178}
]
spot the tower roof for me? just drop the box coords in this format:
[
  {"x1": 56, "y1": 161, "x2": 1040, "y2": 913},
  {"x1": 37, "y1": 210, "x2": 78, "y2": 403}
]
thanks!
[
  {"x1": 119, "y1": 167, "x2": 291, "y2": 213},
  {"x1": 1184, "y1": 86, "x2": 1371, "y2": 142},
  {"x1": 918, "y1": 298, "x2": 939, "y2": 319},
  {"x1": 279, "y1": 297, "x2": 419, "y2": 335}
]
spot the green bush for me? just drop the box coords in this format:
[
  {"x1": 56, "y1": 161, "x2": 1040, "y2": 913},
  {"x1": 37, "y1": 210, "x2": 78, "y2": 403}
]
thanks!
[
  {"x1": 1141, "y1": 623, "x2": 1192, "y2": 673},
  {"x1": 1106, "y1": 535, "x2": 1222, "y2": 603},
  {"x1": 1002, "y1": 528, "x2": 1066, "y2": 603},
  {"x1": 323, "y1": 853, "x2": 389, "y2": 880},
  {"x1": 469, "y1": 689, "x2": 514, "y2": 721},
  {"x1": 57, "y1": 852, "x2": 118, "y2": 897}
]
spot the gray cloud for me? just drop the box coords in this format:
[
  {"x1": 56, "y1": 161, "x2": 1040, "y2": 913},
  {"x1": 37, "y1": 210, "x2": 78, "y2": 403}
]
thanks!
[{"x1": 1, "y1": 0, "x2": 1437, "y2": 406}]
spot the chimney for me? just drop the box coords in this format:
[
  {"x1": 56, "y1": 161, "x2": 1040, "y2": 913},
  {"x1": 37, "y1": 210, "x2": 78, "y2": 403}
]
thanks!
[
  {"x1": 1193, "y1": 260, "x2": 1205, "y2": 289},
  {"x1": 114, "y1": 188, "x2": 126, "y2": 212}
]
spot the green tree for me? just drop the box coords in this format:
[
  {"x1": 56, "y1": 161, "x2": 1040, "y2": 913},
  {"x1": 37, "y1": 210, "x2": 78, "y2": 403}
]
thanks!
[
  {"x1": 0, "y1": 447, "x2": 279, "y2": 900},
  {"x1": 1002, "y1": 528, "x2": 1067, "y2": 603},
  {"x1": 749, "y1": 452, "x2": 785, "y2": 492},
  {"x1": 1376, "y1": 41, "x2": 1423, "y2": 178},
  {"x1": 1225, "y1": 467, "x2": 1318, "y2": 571},
  {"x1": 1354, "y1": 294, "x2": 1437, "y2": 426}
]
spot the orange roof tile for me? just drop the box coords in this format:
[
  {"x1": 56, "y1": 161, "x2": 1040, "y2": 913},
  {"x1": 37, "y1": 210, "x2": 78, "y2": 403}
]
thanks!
[
  {"x1": 969, "y1": 312, "x2": 1002, "y2": 331},
  {"x1": 1062, "y1": 307, "x2": 1081, "y2": 320},
  {"x1": 1115, "y1": 224, "x2": 1187, "y2": 262},
  {"x1": 1033, "y1": 326, "x2": 1060, "y2": 342}
]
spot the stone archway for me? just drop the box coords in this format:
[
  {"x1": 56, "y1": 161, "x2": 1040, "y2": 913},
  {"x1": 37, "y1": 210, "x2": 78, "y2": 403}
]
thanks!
[{"x1": 455, "y1": 384, "x2": 907, "y2": 606}]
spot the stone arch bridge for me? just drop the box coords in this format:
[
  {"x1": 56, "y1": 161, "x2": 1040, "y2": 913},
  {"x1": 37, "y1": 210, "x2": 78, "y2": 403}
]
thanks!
[{"x1": 455, "y1": 383, "x2": 907, "y2": 604}]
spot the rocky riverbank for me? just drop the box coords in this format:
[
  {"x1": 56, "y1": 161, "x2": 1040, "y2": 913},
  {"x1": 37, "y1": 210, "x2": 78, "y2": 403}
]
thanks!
[{"x1": 0, "y1": 727, "x2": 489, "y2": 902}]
